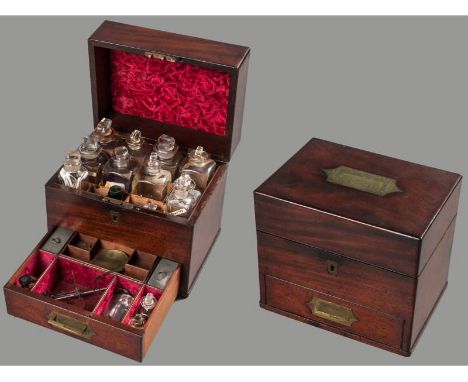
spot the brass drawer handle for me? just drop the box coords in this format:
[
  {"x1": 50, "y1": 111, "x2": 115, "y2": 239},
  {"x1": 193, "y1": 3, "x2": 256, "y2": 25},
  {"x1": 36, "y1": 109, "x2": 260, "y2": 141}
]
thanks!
[
  {"x1": 47, "y1": 312, "x2": 95, "y2": 339},
  {"x1": 307, "y1": 297, "x2": 358, "y2": 327}
]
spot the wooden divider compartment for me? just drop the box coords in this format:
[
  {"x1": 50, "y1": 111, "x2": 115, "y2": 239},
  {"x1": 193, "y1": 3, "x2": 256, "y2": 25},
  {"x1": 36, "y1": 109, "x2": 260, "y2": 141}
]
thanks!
[{"x1": 3, "y1": 227, "x2": 180, "y2": 361}]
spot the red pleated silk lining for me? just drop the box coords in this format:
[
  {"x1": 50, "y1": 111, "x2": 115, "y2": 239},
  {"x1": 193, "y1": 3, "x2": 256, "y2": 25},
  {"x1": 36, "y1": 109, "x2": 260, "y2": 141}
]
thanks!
[{"x1": 111, "y1": 50, "x2": 231, "y2": 136}]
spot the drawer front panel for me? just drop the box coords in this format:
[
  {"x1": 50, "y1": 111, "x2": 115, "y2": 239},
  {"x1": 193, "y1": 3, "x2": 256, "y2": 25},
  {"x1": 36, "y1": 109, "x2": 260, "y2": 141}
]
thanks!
[
  {"x1": 265, "y1": 275, "x2": 404, "y2": 349},
  {"x1": 4, "y1": 287, "x2": 142, "y2": 360},
  {"x1": 257, "y1": 231, "x2": 415, "y2": 318}
]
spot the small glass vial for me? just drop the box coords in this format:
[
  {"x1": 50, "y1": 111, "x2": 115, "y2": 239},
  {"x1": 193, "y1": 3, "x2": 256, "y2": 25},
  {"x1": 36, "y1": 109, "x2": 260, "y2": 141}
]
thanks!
[
  {"x1": 106, "y1": 293, "x2": 134, "y2": 322},
  {"x1": 101, "y1": 146, "x2": 138, "y2": 192},
  {"x1": 78, "y1": 136, "x2": 109, "y2": 185},
  {"x1": 130, "y1": 293, "x2": 157, "y2": 329},
  {"x1": 58, "y1": 151, "x2": 89, "y2": 189},
  {"x1": 151, "y1": 134, "x2": 184, "y2": 178},
  {"x1": 125, "y1": 130, "x2": 151, "y2": 166},
  {"x1": 166, "y1": 174, "x2": 201, "y2": 216},
  {"x1": 90, "y1": 118, "x2": 122, "y2": 155},
  {"x1": 180, "y1": 146, "x2": 216, "y2": 190},
  {"x1": 133, "y1": 152, "x2": 171, "y2": 201}
]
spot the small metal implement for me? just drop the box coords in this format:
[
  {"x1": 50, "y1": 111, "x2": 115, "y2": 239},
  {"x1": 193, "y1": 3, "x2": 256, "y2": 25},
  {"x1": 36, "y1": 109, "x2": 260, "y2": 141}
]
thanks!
[{"x1": 51, "y1": 287, "x2": 108, "y2": 301}]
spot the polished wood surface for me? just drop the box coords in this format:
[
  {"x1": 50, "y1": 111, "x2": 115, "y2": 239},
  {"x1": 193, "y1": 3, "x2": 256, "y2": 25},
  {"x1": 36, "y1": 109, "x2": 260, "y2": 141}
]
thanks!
[
  {"x1": 45, "y1": 163, "x2": 228, "y2": 298},
  {"x1": 256, "y1": 138, "x2": 461, "y2": 238},
  {"x1": 4, "y1": 231, "x2": 181, "y2": 362},
  {"x1": 90, "y1": 21, "x2": 249, "y2": 69},
  {"x1": 265, "y1": 275, "x2": 404, "y2": 349},
  {"x1": 89, "y1": 21, "x2": 250, "y2": 161},
  {"x1": 255, "y1": 138, "x2": 462, "y2": 356}
]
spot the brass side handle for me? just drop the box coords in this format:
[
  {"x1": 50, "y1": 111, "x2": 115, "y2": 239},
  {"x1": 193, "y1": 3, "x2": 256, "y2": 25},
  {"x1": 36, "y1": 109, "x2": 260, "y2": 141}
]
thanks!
[
  {"x1": 307, "y1": 297, "x2": 358, "y2": 327},
  {"x1": 47, "y1": 312, "x2": 95, "y2": 339}
]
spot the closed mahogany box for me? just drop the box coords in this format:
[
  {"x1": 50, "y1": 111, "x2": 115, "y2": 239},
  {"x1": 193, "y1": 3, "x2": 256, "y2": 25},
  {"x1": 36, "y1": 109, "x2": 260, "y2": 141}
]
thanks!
[
  {"x1": 254, "y1": 138, "x2": 462, "y2": 356},
  {"x1": 4, "y1": 21, "x2": 250, "y2": 361}
]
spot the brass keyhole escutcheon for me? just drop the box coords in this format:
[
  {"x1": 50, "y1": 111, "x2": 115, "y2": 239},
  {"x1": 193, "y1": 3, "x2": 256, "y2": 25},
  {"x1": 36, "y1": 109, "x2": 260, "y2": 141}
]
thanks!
[
  {"x1": 327, "y1": 260, "x2": 338, "y2": 275},
  {"x1": 110, "y1": 210, "x2": 120, "y2": 224}
]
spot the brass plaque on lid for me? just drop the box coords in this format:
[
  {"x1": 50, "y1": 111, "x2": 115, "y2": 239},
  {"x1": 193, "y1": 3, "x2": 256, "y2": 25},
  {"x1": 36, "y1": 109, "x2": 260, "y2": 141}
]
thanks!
[{"x1": 323, "y1": 166, "x2": 402, "y2": 196}]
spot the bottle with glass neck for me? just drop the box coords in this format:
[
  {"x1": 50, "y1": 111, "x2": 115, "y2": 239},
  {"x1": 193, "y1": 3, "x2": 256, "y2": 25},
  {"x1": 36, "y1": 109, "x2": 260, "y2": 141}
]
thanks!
[
  {"x1": 78, "y1": 136, "x2": 109, "y2": 185},
  {"x1": 90, "y1": 118, "x2": 122, "y2": 155},
  {"x1": 150, "y1": 134, "x2": 184, "y2": 178},
  {"x1": 166, "y1": 174, "x2": 201, "y2": 216},
  {"x1": 180, "y1": 146, "x2": 216, "y2": 190},
  {"x1": 133, "y1": 152, "x2": 171, "y2": 201},
  {"x1": 125, "y1": 130, "x2": 151, "y2": 166},
  {"x1": 58, "y1": 151, "x2": 89, "y2": 189},
  {"x1": 101, "y1": 146, "x2": 138, "y2": 192}
]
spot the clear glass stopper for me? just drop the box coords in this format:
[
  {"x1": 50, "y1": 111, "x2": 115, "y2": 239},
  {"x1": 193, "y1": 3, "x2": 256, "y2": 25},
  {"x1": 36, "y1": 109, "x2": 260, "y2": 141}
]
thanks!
[
  {"x1": 127, "y1": 130, "x2": 143, "y2": 150},
  {"x1": 63, "y1": 151, "x2": 82, "y2": 172}
]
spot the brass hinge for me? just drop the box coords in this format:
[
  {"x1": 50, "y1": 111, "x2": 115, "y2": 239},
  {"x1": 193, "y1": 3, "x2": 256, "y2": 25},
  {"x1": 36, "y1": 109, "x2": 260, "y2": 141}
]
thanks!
[{"x1": 145, "y1": 51, "x2": 179, "y2": 63}]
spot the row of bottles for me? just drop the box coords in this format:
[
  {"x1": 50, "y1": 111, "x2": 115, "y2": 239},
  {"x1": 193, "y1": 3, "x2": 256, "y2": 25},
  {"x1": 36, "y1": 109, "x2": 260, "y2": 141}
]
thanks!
[{"x1": 58, "y1": 118, "x2": 217, "y2": 216}]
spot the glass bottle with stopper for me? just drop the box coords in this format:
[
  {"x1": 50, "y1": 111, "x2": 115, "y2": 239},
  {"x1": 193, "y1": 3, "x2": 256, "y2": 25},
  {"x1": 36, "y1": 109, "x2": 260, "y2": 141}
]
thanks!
[
  {"x1": 90, "y1": 118, "x2": 122, "y2": 155},
  {"x1": 125, "y1": 130, "x2": 151, "y2": 166},
  {"x1": 133, "y1": 152, "x2": 171, "y2": 201},
  {"x1": 150, "y1": 134, "x2": 184, "y2": 178},
  {"x1": 130, "y1": 293, "x2": 158, "y2": 328},
  {"x1": 101, "y1": 146, "x2": 138, "y2": 192},
  {"x1": 106, "y1": 292, "x2": 134, "y2": 322},
  {"x1": 78, "y1": 136, "x2": 109, "y2": 185},
  {"x1": 180, "y1": 146, "x2": 216, "y2": 190},
  {"x1": 166, "y1": 174, "x2": 201, "y2": 216},
  {"x1": 58, "y1": 151, "x2": 89, "y2": 189}
]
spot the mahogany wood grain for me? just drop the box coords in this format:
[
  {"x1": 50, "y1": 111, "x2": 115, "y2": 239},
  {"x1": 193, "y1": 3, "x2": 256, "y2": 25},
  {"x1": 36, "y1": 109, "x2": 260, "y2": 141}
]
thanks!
[
  {"x1": 255, "y1": 192, "x2": 420, "y2": 276},
  {"x1": 419, "y1": 183, "x2": 461, "y2": 272},
  {"x1": 257, "y1": 232, "x2": 415, "y2": 317},
  {"x1": 265, "y1": 275, "x2": 404, "y2": 349},
  {"x1": 260, "y1": 303, "x2": 410, "y2": 357},
  {"x1": 46, "y1": 162, "x2": 227, "y2": 298},
  {"x1": 4, "y1": 232, "x2": 181, "y2": 362},
  {"x1": 142, "y1": 267, "x2": 180, "y2": 358},
  {"x1": 88, "y1": 21, "x2": 250, "y2": 162},
  {"x1": 411, "y1": 217, "x2": 456, "y2": 346},
  {"x1": 254, "y1": 138, "x2": 462, "y2": 356},
  {"x1": 256, "y1": 138, "x2": 461, "y2": 239},
  {"x1": 89, "y1": 21, "x2": 249, "y2": 69}
]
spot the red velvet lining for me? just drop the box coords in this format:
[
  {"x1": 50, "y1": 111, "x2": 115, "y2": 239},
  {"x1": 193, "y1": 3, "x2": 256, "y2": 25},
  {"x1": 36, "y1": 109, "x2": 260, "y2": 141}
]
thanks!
[
  {"x1": 15, "y1": 250, "x2": 56, "y2": 287},
  {"x1": 32, "y1": 257, "x2": 114, "y2": 311},
  {"x1": 93, "y1": 275, "x2": 143, "y2": 317},
  {"x1": 122, "y1": 285, "x2": 163, "y2": 326},
  {"x1": 111, "y1": 50, "x2": 231, "y2": 136}
]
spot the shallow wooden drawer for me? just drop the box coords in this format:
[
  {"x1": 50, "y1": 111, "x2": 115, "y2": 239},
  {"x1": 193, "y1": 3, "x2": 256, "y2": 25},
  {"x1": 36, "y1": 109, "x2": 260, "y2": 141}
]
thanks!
[
  {"x1": 257, "y1": 231, "x2": 414, "y2": 318},
  {"x1": 265, "y1": 275, "x2": 404, "y2": 349},
  {"x1": 4, "y1": 228, "x2": 180, "y2": 362}
]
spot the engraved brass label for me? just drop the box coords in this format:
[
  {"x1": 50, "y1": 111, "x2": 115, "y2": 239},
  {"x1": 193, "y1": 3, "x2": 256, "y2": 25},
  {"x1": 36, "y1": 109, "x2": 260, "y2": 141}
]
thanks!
[
  {"x1": 323, "y1": 166, "x2": 402, "y2": 196},
  {"x1": 48, "y1": 312, "x2": 95, "y2": 339},
  {"x1": 307, "y1": 297, "x2": 358, "y2": 327}
]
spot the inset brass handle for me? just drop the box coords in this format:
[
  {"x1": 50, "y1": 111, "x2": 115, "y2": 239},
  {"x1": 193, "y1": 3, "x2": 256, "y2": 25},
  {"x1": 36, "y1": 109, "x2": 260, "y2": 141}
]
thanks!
[
  {"x1": 307, "y1": 297, "x2": 358, "y2": 327},
  {"x1": 47, "y1": 312, "x2": 95, "y2": 339}
]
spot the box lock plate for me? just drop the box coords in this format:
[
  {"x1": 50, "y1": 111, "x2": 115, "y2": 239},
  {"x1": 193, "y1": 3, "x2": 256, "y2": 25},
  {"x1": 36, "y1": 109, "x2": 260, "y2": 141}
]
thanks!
[{"x1": 109, "y1": 210, "x2": 120, "y2": 224}]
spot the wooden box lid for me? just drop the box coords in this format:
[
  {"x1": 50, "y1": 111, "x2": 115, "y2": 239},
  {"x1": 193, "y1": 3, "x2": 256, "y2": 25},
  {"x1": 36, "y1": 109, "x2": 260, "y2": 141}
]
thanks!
[
  {"x1": 88, "y1": 21, "x2": 250, "y2": 161},
  {"x1": 254, "y1": 138, "x2": 462, "y2": 277}
]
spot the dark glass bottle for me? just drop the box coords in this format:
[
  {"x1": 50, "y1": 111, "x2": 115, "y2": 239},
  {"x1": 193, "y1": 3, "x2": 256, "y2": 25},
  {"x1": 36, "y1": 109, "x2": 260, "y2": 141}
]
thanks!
[{"x1": 101, "y1": 146, "x2": 138, "y2": 192}]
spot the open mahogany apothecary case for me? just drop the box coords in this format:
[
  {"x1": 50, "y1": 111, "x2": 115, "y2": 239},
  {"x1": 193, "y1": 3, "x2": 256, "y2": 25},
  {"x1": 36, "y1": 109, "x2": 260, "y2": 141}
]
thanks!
[{"x1": 3, "y1": 20, "x2": 250, "y2": 361}]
